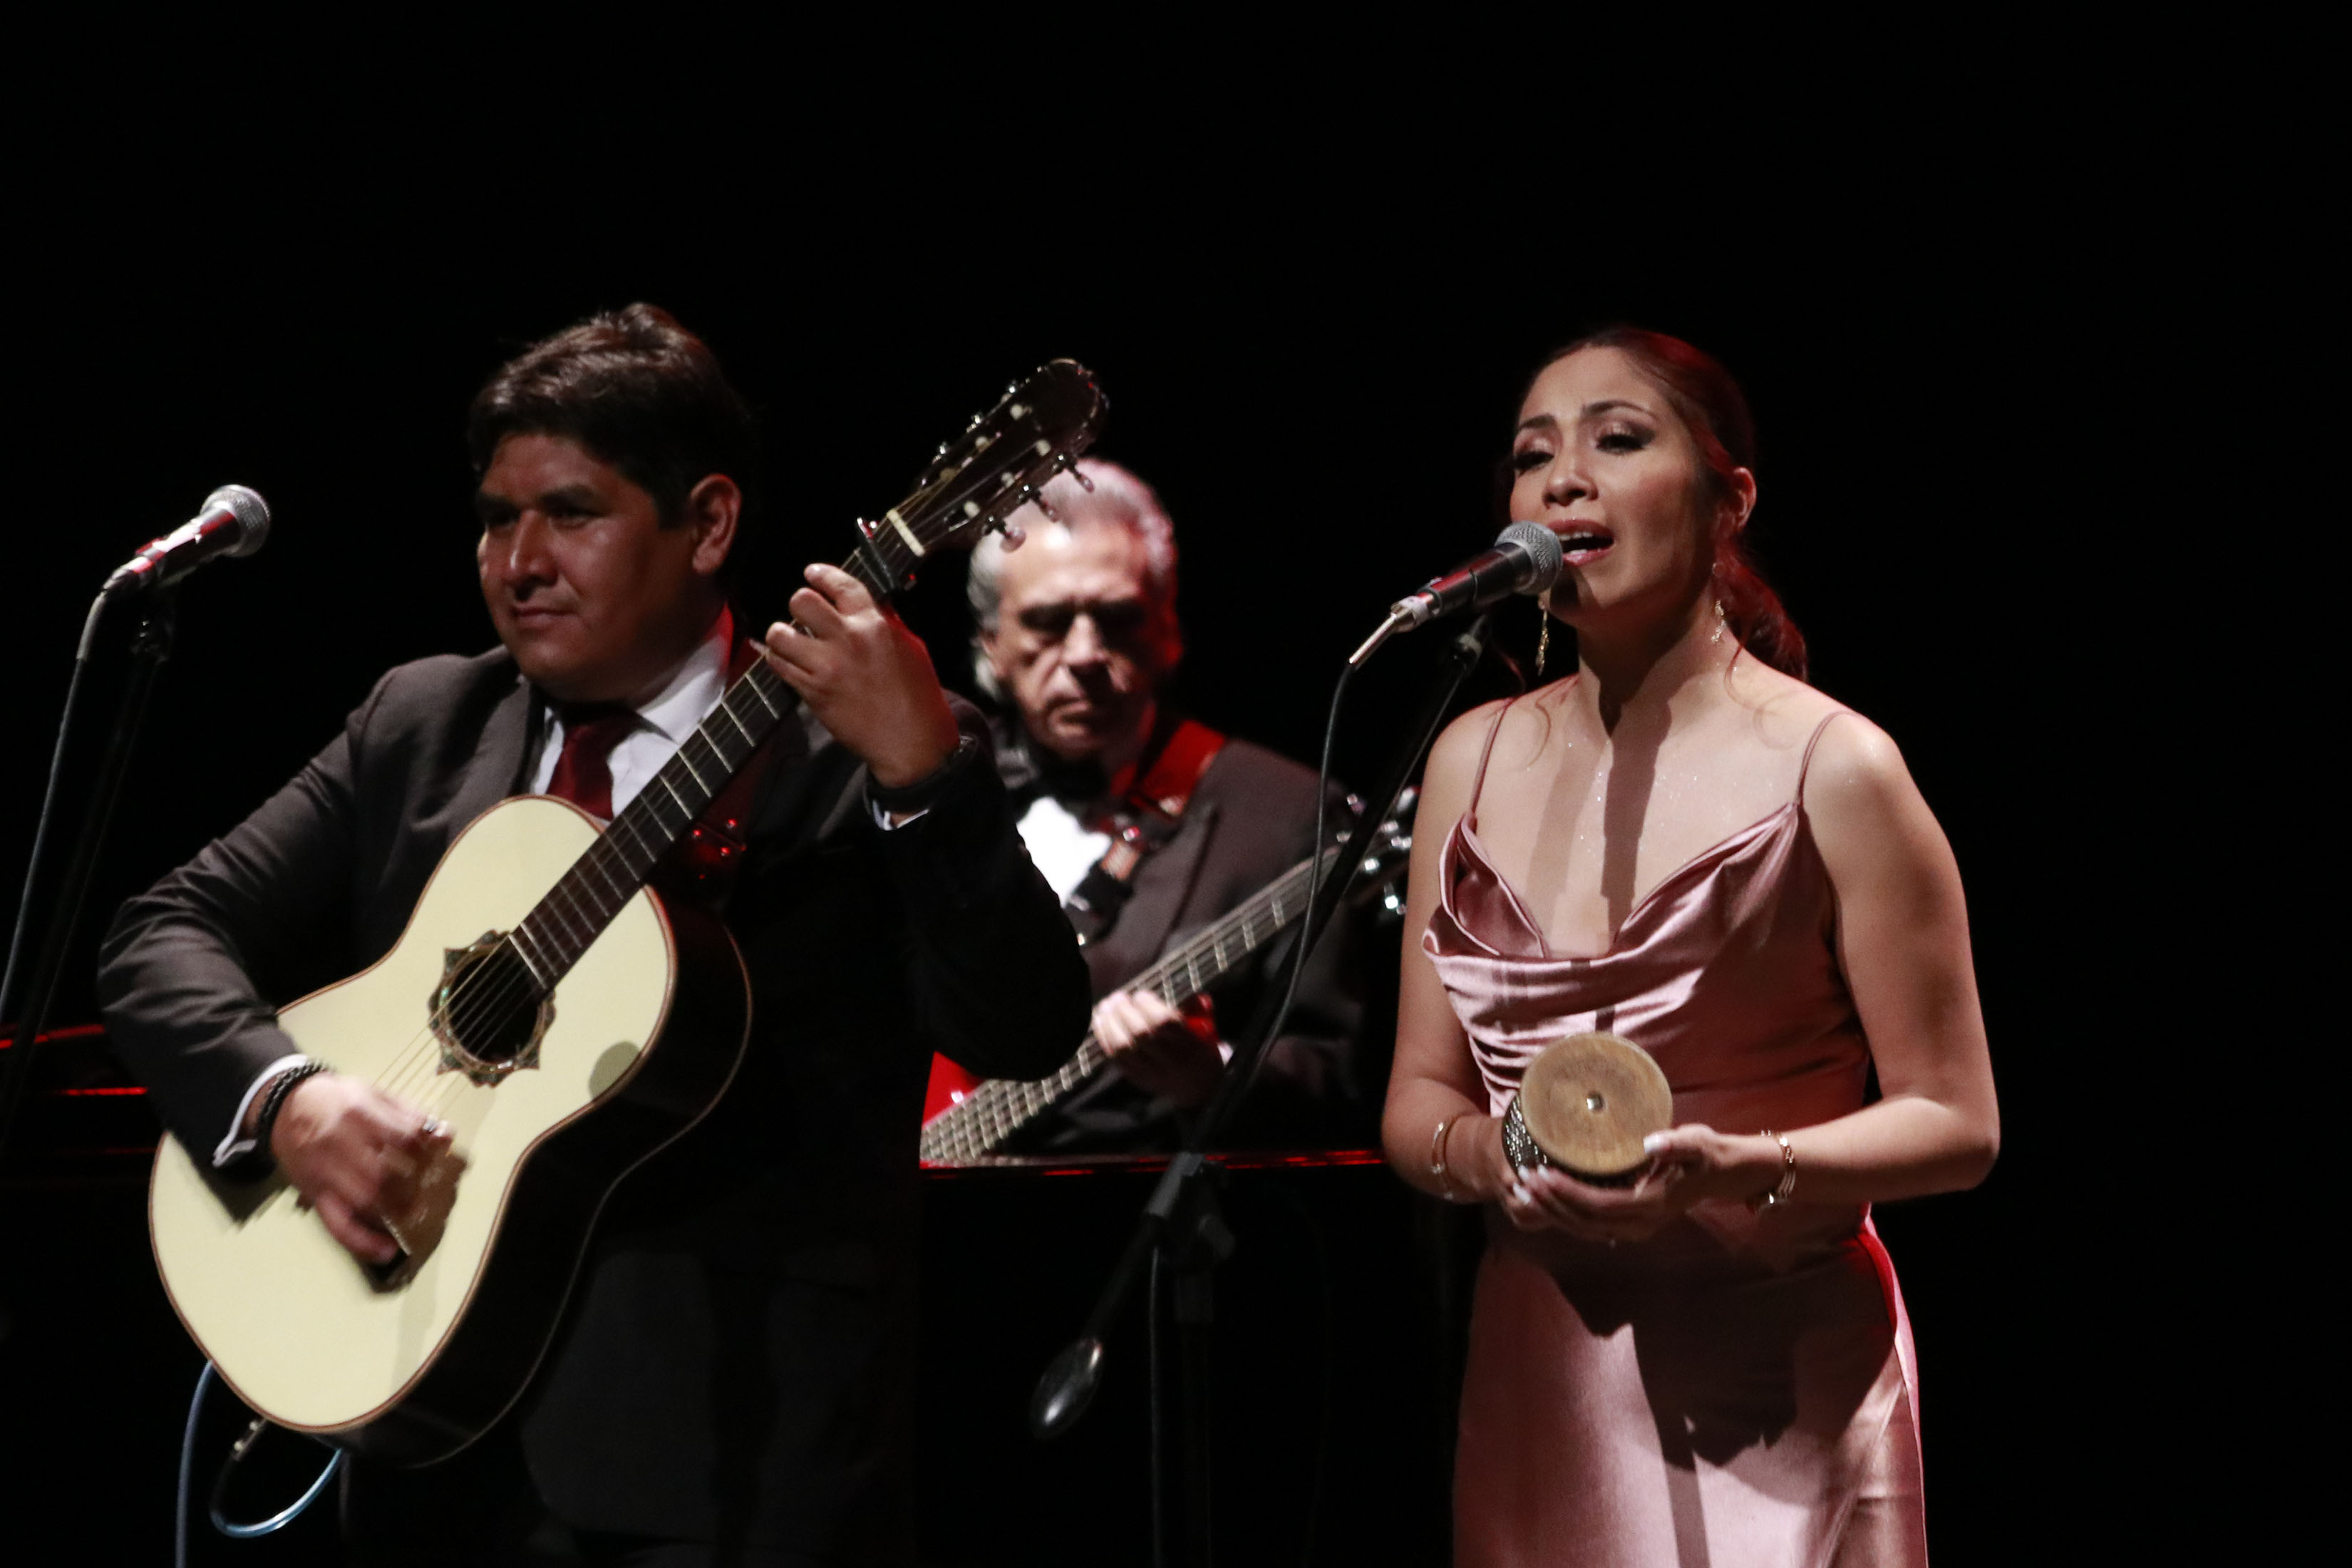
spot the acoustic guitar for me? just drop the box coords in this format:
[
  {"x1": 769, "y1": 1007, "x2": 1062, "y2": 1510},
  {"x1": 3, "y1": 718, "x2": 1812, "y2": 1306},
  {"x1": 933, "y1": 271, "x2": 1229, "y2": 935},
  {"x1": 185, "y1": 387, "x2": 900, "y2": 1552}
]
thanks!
[
  {"x1": 147, "y1": 362, "x2": 1105, "y2": 1465},
  {"x1": 919, "y1": 793, "x2": 1415, "y2": 1165}
]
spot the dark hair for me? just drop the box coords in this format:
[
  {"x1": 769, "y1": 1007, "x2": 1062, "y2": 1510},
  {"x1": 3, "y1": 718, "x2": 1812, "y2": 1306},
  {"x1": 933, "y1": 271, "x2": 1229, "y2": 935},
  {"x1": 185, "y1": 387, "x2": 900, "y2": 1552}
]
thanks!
[
  {"x1": 468, "y1": 304, "x2": 759, "y2": 576},
  {"x1": 1538, "y1": 326, "x2": 1806, "y2": 679}
]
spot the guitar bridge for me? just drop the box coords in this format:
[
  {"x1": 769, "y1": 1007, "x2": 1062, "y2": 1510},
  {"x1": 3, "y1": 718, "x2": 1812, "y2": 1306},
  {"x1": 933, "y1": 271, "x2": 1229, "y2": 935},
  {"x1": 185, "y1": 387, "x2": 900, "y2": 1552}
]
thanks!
[{"x1": 431, "y1": 931, "x2": 556, "y2": 1086}]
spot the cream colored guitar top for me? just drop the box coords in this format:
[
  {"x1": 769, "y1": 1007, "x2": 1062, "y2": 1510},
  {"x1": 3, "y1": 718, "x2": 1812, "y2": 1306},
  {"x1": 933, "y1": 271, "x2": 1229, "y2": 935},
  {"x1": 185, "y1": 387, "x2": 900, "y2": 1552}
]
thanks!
[{"x1": 150, "y1": 795, "x2": 686, "y2": 1433}]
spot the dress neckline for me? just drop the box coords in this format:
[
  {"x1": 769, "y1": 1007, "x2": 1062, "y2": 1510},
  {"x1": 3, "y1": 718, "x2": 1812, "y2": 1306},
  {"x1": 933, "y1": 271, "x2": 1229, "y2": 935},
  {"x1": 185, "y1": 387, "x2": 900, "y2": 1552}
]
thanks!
[{"x1": 1451, "y1": 803, "x2": 1800, "y2": 961}]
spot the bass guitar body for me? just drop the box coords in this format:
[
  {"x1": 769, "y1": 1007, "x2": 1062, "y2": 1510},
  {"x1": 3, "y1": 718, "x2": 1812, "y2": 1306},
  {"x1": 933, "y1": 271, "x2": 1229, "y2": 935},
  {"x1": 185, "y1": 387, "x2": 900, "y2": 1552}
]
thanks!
[{"x1": 148, "y1": 794, "x2": 751, "y2": 1465}]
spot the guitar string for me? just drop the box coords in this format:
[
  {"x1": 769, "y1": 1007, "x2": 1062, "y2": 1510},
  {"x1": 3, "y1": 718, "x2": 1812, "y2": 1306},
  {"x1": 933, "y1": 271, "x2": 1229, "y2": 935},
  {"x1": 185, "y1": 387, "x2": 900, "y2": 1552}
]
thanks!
[
  {"x1": 361, "y1": 660, "x2": 795, "y2": 1121},
  {"x1": 351, "y1": 401, "x2": 1093, "y2": 1119},
  {"x1": 338, "y1": 629, "x2": 787, "y2": 1120},
  {"x1": 366, "y1": 691, "x2": 775, "y2": 1110}
]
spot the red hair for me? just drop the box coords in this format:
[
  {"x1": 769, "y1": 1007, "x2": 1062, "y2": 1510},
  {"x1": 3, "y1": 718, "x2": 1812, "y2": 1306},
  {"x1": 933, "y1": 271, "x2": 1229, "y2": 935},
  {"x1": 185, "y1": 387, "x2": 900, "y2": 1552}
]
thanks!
[{"x1": 1540, "y1": 328, "x2": 1807, "y2": 679}]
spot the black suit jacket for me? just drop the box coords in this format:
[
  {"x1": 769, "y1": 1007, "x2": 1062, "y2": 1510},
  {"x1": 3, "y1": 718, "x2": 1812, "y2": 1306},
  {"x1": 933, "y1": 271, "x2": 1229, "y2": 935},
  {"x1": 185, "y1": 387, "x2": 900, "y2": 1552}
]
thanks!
[
  {"x1": 98, "y1": 649, "x2": 1091, "y2": 1561},
  {"x1": 1004, "y1": 733, "x2": 1371, "y2": 1153}
]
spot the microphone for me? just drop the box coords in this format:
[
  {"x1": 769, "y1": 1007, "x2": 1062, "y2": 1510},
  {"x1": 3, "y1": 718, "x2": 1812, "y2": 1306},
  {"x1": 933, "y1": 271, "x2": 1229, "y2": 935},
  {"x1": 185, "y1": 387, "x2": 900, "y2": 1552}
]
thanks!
[
  {"x1": 1349, "y1": 521, "x2": 1564, "y2": 666},
  {"x1": 1392, "y1": 520, "x2": 1563, "y2": 629},
  {"x1": 102, "y1": 485, "x2": 272, "y2": 600}
]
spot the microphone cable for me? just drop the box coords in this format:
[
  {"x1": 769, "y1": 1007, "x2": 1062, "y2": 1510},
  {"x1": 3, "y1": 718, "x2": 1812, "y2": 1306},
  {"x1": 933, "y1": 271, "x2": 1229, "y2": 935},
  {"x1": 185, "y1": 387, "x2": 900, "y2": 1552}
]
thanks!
[{"x1": 176, "y1": 1361, "x2": 343, "y2": 1567}]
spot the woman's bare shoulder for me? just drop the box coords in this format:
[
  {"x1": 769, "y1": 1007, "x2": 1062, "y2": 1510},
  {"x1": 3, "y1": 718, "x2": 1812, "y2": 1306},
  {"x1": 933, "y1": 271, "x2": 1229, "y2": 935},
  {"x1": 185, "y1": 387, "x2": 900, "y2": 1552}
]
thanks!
[
  {"x1": 1793, "y1": 704, "x2": 1943, "y2": 877},
  {"x1": 1728, "y1": 661, "x2": 1864, "y2": 755},
  {"x1": 1426, "y1": 682, "x2": 1577, "y2": 796},
  {"x1": 1803, "y1": 709, "x2": 1917, "y2": 816}
]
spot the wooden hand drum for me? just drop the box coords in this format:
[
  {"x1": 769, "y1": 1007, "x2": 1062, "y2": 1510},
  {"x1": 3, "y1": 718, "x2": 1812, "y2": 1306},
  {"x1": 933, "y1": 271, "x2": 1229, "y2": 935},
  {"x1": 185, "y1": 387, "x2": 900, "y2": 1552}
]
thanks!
[{"x1": 1517, "y1": 1032, "x2": 1673, "y2": 1182}]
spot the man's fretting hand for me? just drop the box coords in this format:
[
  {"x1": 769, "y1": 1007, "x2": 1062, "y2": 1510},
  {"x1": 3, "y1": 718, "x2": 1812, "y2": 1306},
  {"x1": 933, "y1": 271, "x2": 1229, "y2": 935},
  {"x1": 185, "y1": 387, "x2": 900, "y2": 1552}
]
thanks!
[
  {"x1": 269, "y1": 1073, "x2": 449, "y2": 1267},
  {"x1": 762, "y1": 564, "x2": 960, "y2": 789},
  {"x1": 1093, "y1": 989, "x2": 1226, "y2": 1109}
]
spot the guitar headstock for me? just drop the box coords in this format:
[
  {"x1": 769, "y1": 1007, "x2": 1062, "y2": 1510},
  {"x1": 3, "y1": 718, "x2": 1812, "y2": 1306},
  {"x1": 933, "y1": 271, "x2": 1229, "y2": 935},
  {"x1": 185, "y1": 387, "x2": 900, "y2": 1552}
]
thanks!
[
  {"x1": 848, "y1": 360, "x2": 1106, "y2": 592},
  {"x1": 1345, "y1": 787, "x2": 1420, "y2": 923}
]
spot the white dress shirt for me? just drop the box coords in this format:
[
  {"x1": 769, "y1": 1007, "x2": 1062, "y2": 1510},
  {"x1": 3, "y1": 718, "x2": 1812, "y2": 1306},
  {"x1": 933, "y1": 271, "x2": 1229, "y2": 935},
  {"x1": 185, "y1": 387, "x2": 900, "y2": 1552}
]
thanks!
[
  {"x1": 526, "y1": 609, "x2": 735, "y2": 813},
  {"x1": 1013, "y1": 794, "x2": 1114, "y2": 904}
]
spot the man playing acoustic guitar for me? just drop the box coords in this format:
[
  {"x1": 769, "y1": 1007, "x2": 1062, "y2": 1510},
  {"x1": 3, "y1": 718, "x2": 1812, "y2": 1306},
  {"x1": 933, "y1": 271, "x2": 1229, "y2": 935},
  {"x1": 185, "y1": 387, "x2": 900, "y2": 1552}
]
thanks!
[{"x1": 101, "y1": 305, "x2": 1092, "y2": 1565}]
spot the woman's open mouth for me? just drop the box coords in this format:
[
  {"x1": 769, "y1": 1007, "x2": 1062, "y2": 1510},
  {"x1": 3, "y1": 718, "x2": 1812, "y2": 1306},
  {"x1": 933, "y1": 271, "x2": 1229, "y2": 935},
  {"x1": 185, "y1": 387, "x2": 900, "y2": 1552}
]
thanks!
[{"x1": 1555, "y1": 525, "x2": 1614, "y2": 567}]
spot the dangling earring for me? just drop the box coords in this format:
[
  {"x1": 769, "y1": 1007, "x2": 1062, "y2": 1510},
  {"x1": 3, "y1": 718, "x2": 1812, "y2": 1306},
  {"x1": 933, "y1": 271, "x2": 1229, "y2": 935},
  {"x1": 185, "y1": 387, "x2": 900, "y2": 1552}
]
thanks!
[
  {"x1": 1535, "y1": 587, "x2": 1554, "y2": 679},
  {"x1": 1709, "y1": 598, "x2": 1727, "y2": 646}
]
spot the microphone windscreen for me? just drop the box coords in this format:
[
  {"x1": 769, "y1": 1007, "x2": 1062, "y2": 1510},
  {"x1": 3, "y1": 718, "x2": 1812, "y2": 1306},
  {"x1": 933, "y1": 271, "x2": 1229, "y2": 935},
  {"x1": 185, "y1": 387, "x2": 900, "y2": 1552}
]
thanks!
[
  {"x1": 1497, "y1": 520, "x2": 1563, "y2": 593},
  {"x1": 205, "y1": 485, "x2": 273, "y2": 556}
]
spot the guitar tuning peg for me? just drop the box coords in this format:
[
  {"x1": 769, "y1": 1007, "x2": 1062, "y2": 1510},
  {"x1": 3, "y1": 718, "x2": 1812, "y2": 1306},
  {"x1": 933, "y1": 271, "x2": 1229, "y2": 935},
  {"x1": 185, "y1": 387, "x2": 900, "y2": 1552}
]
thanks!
[
  {"x1": 1056, "y1": 452, "x2": 1096, "y2": 491},
  {"x1": 999, "y1": 522, "x2": 1026, "y2": 550},
  {"x1": 1022, "y1": 485, "x2": 1063, "y2": 525}
]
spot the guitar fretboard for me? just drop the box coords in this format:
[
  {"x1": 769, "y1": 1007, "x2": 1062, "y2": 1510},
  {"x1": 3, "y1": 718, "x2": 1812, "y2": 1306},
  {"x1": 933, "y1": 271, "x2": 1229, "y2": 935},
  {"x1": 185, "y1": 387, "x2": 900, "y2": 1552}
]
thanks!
[
  {"x1": 917, "y1": 840, "x2": 1344, "y2": 1165},
  {"x1": 502, "y1": 511, "x2": 932, "y2": 992}
]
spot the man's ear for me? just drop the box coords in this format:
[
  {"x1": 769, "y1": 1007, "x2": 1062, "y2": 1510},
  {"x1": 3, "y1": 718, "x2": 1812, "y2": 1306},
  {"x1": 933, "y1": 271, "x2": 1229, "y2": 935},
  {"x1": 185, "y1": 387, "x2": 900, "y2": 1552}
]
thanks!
[{"x1": 683, "y1": 474, "x2": 743, "y2": 577}]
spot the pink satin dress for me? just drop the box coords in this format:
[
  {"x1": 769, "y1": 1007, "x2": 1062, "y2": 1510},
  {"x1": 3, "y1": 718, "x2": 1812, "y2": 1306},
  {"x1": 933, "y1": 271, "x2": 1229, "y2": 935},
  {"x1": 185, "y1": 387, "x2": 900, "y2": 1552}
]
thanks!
[{"x1": 1425, "y1": 700, "x2": 1927, "y2": 1567}]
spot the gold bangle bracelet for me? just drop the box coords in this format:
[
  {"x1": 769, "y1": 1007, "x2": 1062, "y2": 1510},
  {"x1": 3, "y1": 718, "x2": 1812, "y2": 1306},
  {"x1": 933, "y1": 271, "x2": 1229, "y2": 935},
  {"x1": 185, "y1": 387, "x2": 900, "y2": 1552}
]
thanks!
[
  {"x1": 1752, "y1": 1129, "x2": 1797, "y2": 1211},
  {"x1": 1430, "y1": 1115, "x2": 1462, "y2": 1202}
]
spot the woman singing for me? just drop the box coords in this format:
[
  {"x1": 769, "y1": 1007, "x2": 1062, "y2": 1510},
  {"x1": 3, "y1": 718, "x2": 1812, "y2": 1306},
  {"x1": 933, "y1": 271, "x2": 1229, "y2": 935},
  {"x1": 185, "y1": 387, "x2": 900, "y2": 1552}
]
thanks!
[{"x1": 1385, "y1": 329, "x2": 1998, "y2": 1566}]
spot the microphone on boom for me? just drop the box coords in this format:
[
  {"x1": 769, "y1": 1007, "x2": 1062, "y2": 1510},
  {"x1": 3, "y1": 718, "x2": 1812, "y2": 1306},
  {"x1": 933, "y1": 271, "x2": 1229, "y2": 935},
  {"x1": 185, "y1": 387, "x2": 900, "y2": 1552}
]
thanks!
[
  {"x1": 102, "y1": 485, "x2": 272, "y2": 600},
  {"x1": 1350, "y1": 521, "x2": 1563, "y2": 664}
]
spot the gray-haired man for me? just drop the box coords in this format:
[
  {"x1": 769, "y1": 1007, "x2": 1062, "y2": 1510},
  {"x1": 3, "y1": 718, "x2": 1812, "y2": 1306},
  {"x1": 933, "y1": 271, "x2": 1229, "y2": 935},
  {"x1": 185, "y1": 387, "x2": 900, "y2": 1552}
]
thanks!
[{"x1": 954, "y1": 458, "x2": 1368, "y2": 1151}]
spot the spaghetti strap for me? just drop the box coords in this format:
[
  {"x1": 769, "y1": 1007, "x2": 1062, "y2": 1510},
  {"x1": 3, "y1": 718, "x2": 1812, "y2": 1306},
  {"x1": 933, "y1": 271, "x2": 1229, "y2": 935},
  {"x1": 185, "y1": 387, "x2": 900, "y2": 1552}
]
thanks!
[
  {"x1": 1794, "y1": 709, "x2": 1851, "y2": 802},
  {"x1": 1463, "y1": 696, "x2": 1522, "y2": 832}
]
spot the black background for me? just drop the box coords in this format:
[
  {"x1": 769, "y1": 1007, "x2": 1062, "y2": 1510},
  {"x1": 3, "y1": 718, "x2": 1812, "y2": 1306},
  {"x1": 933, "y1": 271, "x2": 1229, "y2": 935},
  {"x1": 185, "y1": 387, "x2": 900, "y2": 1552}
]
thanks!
[{"x1": 0, "y1": 95, "x2": 2194, "y2": 1562}]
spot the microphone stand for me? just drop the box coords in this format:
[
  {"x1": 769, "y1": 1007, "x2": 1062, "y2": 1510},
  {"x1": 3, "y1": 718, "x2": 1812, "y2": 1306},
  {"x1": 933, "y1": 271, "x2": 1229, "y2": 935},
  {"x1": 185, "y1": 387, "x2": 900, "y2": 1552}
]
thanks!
[
  {"x1": 1030, "y1": 612, "x2": 1495, "y2": 1568},
  {"x1": 0, "y1": 589, "x2": 179, "y2": 1167}
]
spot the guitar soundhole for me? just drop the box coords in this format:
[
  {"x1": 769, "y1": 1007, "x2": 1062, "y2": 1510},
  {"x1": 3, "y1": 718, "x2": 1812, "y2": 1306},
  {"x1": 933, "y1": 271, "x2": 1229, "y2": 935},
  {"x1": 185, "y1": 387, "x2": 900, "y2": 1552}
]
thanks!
[{"x1": 433, "y1": 933, "x2": 555, "y2": 1086}]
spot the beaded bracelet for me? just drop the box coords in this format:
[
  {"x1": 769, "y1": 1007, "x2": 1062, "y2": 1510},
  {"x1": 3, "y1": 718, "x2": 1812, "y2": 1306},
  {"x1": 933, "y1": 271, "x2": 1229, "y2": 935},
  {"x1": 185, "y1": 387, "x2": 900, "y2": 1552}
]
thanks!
[{"x1": 252, "y1": 1061, "x2": 329, "y2": 1161}]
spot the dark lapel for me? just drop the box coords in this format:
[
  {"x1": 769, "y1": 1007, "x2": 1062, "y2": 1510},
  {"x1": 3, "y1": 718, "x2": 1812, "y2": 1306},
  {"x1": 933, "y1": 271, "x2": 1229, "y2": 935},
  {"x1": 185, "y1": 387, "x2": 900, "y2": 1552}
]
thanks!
[{"x1": 450, "y1": 673, "x2": 536, "y2": 827}]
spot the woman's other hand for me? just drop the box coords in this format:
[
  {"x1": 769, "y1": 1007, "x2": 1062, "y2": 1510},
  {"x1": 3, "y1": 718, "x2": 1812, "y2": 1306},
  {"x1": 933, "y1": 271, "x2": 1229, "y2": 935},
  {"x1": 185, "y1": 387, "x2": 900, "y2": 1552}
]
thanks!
[{"x1": 1498, "y1": 1122, "x2": 1780, "y2": 1242}]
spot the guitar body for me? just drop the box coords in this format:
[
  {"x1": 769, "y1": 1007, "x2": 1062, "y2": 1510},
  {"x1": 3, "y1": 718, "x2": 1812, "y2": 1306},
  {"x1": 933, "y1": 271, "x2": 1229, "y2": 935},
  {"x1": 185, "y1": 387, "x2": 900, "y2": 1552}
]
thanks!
[{"x1": 148, "y1": 795, "x2": 751, "y2": 1465}]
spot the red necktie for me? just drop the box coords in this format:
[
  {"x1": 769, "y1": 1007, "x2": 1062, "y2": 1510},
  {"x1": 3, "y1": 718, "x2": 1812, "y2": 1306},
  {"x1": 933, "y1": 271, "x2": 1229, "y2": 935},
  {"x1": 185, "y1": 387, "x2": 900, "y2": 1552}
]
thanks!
[{"x1": 544, "y1": 706, "x2": 638, "y2": 820}]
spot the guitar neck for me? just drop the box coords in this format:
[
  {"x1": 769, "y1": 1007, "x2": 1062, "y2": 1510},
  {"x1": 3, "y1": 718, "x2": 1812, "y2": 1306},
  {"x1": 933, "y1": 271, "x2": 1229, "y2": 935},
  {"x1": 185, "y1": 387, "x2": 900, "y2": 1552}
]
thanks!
[
  {"x1": 1128, "y1": 845, "x2": 1330, "y2": 1013},
  {"x1": 919, "y1": 840, "x2": 1342, "y2": 1165},
  {"x1": 508, "y1": 529, "x2": 920, "y2": 990}
]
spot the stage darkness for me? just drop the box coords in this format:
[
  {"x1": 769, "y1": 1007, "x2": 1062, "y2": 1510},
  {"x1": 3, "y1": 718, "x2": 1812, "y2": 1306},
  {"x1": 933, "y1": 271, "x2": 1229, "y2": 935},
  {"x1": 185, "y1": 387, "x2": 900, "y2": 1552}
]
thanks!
[{"x1": 0, "y1": 195, "x2": 2145, "y2": 1564}]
